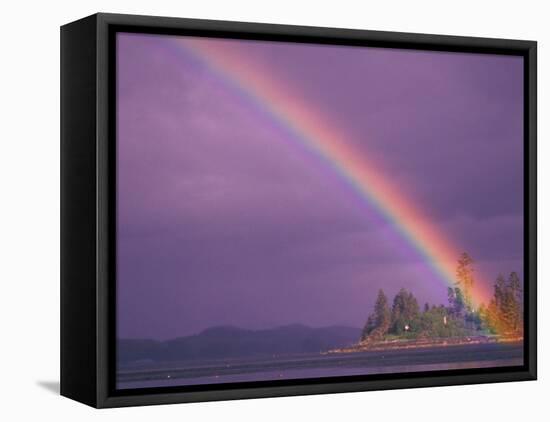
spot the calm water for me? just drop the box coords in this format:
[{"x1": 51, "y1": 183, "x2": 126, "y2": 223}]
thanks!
[{"x1": 117, "y1": 342, "x2": 523, "y2": 389}]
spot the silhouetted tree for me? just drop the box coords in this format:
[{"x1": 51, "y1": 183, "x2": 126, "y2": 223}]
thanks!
[
  {"x1": 509, "y1": 272, "x2": 523, "y2": 331},
  {"x1": 361, "y1": 315, "x2": 376, "y2": 341},
  {"x1": 447, "y1": 287, "x2": 465, "y2": 318},
  {"x1": 390, "y1": 288, "x2": 420, "y2": 335},
  {"x1": 361, "y1": 289, "x2": 391, "y2": 341},
  {"x1": 456, "y1": 252, "x2": 475, "y2": 311}
]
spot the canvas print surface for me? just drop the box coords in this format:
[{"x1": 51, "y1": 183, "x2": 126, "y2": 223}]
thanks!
[{"x1": 115, "y1": 32, "x2": 524, "y2": 390}]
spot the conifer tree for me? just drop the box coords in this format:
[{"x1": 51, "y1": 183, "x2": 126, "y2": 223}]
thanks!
[
  {"x1": 486, "y1": 273, "x2": 522, "y2": 335},
  {"x1": 456, "y1": 252, "x2": 475, "y2": 312},
  {"x1": 391, "y1": 288, "x2": 420, "y2": 334},
  {"x1": 361, "y1": 289, "x2": 391, "y2": 341},
  {"x1": 509, "y1": 271, "x2": 523, "y2": 327},
  {"x1": 447, "y1": 287, "x2": 465, "y2": 318}
]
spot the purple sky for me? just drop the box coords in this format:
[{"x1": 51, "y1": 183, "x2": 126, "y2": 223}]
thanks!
[{"x1": 116, "y1": 33, "x2": 524, "y2": 340}]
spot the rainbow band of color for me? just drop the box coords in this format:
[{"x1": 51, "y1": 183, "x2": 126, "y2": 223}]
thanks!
[{"x1": 166, "y1": 36, "x2": 493, "y2": 306}]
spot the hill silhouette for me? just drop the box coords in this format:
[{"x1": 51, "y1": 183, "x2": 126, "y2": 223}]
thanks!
[{"x1": 118, "y1": 324, "x2": 361, "y2": 363}]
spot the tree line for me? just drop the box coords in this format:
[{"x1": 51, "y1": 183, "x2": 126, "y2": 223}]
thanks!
[{"x1": 360, "y1": 252, "x2": 523, "y2": 342}]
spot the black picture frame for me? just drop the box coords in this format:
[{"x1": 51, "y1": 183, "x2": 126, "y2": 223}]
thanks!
[{"x1": 60, "y1": 12, "x2": 537, "y2": 408}]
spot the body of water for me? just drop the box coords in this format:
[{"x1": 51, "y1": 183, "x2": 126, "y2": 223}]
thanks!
[{"x1": 117, "y1": 342, "x2": 523, "y2": 389}]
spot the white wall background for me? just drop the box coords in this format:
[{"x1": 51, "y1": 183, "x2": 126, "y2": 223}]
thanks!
[{"x1": 0, "y1": 0, "x2": 546, "y2": 420}]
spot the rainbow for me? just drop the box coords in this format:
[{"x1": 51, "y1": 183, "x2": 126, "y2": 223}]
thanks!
[{"x1": 168, "y1": 36, "x2": 493, "y2": 306}]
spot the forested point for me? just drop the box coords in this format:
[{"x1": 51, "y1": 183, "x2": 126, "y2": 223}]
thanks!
[{"x1": 360, "y1": 252, "x2": 524, "y2": 344}]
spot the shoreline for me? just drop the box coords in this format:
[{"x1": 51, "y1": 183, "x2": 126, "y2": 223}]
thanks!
[{"x1": 325, "y1": 335, "x2": 524, "y2": 354}]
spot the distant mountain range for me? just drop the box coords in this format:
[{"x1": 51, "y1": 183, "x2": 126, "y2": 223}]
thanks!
[{"x1": 118, "y1": 324, "x2": 361, "y2": 364}]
